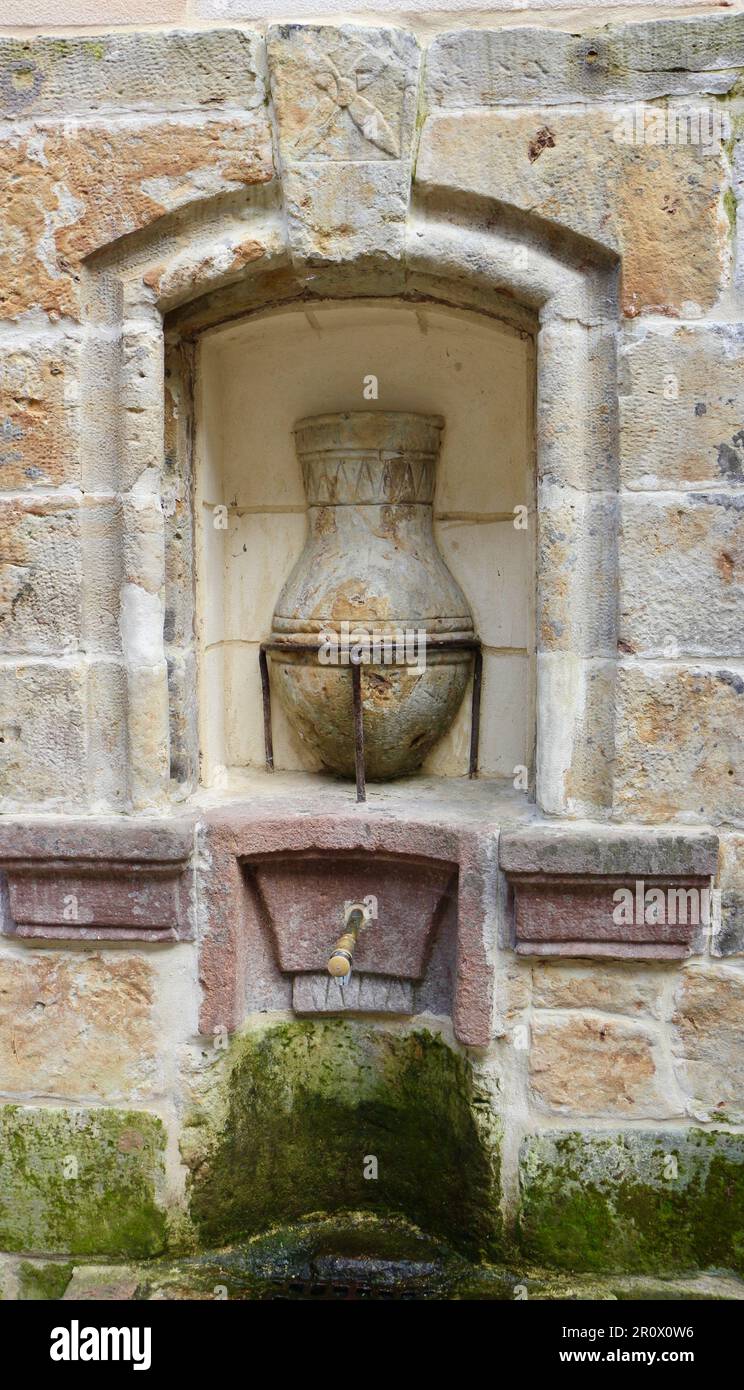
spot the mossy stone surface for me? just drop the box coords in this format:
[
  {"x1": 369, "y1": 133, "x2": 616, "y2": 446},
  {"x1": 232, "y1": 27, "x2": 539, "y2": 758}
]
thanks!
[
  {"x1": 0, "y1": 1106, "x2": 167, "y2": 1258},
  {"x1": 17, "y1": 1260, "x2": 73, "y2": 1300},
  {"x1": 186, "y1": 1022, "x2": 501, "y2": 1259},
  {"x1": 519, "y1": 1129, "x2": 744, "y2": 1274}
]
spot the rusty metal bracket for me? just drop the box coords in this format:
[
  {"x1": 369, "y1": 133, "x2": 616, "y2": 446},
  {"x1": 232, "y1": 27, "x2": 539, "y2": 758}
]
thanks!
[{"x1": 258, "y1": 636, "x2": 482, "y2": 803}]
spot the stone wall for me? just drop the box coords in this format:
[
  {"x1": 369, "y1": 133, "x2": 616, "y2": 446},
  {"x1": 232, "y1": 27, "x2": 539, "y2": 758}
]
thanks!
[{"x1": 0, "y1": 7, "x2": 743, "y2": 1294}]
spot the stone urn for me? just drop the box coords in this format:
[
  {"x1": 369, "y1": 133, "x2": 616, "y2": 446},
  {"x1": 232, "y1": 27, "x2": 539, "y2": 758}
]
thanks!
[{"x1": 269, "y1": 411, "x2": 475, "y2": 779}]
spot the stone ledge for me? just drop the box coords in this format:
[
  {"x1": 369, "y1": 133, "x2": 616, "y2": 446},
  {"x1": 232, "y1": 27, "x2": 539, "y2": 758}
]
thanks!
[
  {"x1": 0, "y1": 818, "x2": 194, "y2": 941},
  {"x1": 501, "y1": 828, "x2": 717, "y2": 960},
  {"x1": 500, "y1": 828, "x2": 718, "y2": 877}
]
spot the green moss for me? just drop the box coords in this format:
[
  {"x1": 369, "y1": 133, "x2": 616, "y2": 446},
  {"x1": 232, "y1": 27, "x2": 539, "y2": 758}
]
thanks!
[
  {"x1": 186, "y1": 1022, "x2": 501, "y2": 1260},
  {"x1": 17, "y1": 1261, "x2": 73, "y2": 1301},
  {"x1": 519, "y1": 1130, "x2": 744, "y2": 1274},
  {"x1": 0, "y1": 1106, "x2": 167, "y2": 1259}
]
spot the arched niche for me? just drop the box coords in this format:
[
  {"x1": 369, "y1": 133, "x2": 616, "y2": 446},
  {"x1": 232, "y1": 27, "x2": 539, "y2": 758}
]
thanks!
[{"x1": 80, "y1": 178, "x2": 619, "y2": 819}]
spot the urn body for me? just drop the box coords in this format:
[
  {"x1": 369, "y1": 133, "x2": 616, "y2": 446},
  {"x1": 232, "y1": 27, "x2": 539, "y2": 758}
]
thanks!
[{"x1": 269, "y1": 412, "x2": 475, "y2": 779}]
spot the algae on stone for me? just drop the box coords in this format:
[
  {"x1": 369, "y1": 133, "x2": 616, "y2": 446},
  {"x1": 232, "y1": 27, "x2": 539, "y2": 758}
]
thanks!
[
  {"x1": 519, "y1": 1129, "x2": 744, "y2": 1274},
  {"x1": 0, "y1": 1105, "x2": 167, "y2": 1258},
  {"x1": 186, "y1": 1022, "x2": 501, "y2": 1259},
  {"x1": 17, "y1": 1260, "x2": 73, "y2": 1300}
]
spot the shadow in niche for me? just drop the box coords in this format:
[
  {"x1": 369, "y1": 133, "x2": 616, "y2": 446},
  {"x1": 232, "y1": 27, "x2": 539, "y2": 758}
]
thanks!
[{"x1": 185, "y1": 1021, "x2": 502, "y2": 1265}]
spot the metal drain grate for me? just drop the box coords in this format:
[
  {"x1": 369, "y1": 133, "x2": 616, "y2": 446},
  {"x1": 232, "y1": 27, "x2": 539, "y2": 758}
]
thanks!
[{"x1": 261, "y1": 1277, "x2": 434, "y2": 1300}]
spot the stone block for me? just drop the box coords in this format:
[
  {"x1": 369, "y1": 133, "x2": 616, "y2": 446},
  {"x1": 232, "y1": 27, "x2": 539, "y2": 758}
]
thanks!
[
  {"x1": 0, "y1": 952, "x2": 160, "y2": 1103},
  {"x1": 0, "y1": 29, "x2": 265, "y2": 117},
  {"x1": 614, "y1": 664, "x2": 743, "y2": 822},
  {"x1": 500, "y1": 827, "x2": 718, "y2": 877},
  {"x1": 714, "y1": 834, "x2": 744, "y2": 958},
  {"x1": 672, "y1": 966, "x2": 744, "y2": 1122},
  {"x1": 84, "y1": 658, "x2": 128, "y2": 813},
  {"x1": 0, "y1": 116, "x2": 272, "y2": 321},
  {"x1": 529, "y1": 1014, "x2": 679, "y2": 1118},
  {"x1": 519, "y1": 1128, "x2": 744, "y2": 1273},
  {"x1": 0, "y1": 816, "x2": 193, "y2": 940},
  {"x1": 619, "y1": 324, "x2": 744, "y2": 490},
  {"x1": 537, "y1": 321, "x2": 618, "y2": 493},
  {"x1": 532, "y1": 962, "x2": 663, "y2": 1018},
  {"x1": 5, "y1": 868, "x2": 187, "y2": 941},
  {"x1": 293, "y1": 973, "x2": 414, "y2": 1016},
  {"x1": 166, "y1": 648, "x2": 198, "y2": 792},
  {"x1": 0, "y1": 660, "x2": 86, "y2": 809},
  {"x1": 734, "y1": 133, "x2": 744, "y2": 295},
  {"x1": 0, "y1": 1105, "x2": 166, "y2": 1257},
  {"x1": 503, "y1": 829, "x2": 716, "y2": 960},
  {"x1": 268, "y1": 25, "x2": 419, "y2": 164},
  {"x1": 537, "y1": 652, "x2": 616, "y2": 816},
  {"x1": 282, "y1": 160, "x2": 410, "y2": 270},
  {"x1": 0, "y1": 816, "x2": 194, "y2": 863},
  {"x1": 508, "y1": 872, "x2": 706, "y2": 961},
  {"x1": 268, "y1": 25, "x2": 419, "y2": 273},
  {"x1": 0, "y1": 499, "x2": 81, "y2": 655},
  {"x1": 426, "y1": 17, "x2": 744, "y2": 108},
  {"x1": 251, "y1": 853, "x2": 454, "y2": 979},
  {"x1": 436, "y1": 518, "x2": 530, "y2": 651},
  {"x1": 223, "y1": 511, "x2": 307, "y2": 645},
  {"x1": 620, "y1": 493, "x2": 744, "y2": 658},
  {"x1": 537, "y1": 486, "x2": 618, "y2": 656},
  {"x1": 424, "y1": 650, "x2": 530, "y2": 780},
  {"x1": 0, "y1": 337, "x2": 81, "y2": 489},
  {"x1": 417, "y1": 106, "x2": 727, "y2": 317},
  {"x1": 196, "y1": 807, "x2": 493, "y2": 1046},
  {"x1": 81, "y1": 500, "x2": 122, "y2": 655}
]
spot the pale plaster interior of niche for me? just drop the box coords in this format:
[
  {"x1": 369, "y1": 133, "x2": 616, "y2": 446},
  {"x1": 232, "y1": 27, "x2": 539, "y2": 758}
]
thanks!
[{"x1": 195, "y1": 298, "x2": 536, "y2": 788}]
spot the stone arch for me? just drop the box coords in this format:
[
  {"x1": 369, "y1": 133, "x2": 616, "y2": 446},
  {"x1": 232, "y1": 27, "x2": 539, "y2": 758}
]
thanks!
[{"x1": 79, "y1": 164, "x2": 620, "y2": 819}]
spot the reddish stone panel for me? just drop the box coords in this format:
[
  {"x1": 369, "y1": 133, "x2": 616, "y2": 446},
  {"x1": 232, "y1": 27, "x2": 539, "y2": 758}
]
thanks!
[
  {"x1": 501, "y1": 827, "x2": 718, "y2": 960},
  {"x1": 7, "y1": 868, "x2": 186, "y2": 941},
  {"x1": 196, "y1": 808, "x2": 493, "y2": 1047},
  {"x1": 507, "y1": 874, "x2": 713, "y2": 960},
  {"x1": 252, "y1": 855, "x2": 455, "y2": 977},
  {"x1": 0, "y1": 819, "x2": 193, "y2": 941}
]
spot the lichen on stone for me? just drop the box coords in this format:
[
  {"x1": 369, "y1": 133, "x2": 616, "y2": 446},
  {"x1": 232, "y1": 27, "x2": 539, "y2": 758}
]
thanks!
[
  {"x1": 17, "y1": 1260, "x2": 73, "y2": 1300},
  {"x1": 0, "y1": 1105, "x2": 167, "y2": 1259},
  {"x1": 519, "y1": 1128, "x2": 744, "y2": 1274}
]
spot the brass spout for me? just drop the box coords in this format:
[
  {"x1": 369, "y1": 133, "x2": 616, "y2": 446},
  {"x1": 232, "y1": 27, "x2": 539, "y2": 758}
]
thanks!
[{"x1": 327, "y1": 906, "x2": 366, "y2": 980}]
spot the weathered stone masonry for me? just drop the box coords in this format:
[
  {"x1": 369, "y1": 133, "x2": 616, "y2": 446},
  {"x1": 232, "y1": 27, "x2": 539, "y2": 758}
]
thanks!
[{"x1": 0, "y1": 10, "x2": 743, "y2": 1295}]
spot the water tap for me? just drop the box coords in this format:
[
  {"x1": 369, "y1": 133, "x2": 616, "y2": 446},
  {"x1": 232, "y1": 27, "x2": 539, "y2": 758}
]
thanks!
[{"x1": 326, "y1": 903, "x2": 370, "y2": 983}]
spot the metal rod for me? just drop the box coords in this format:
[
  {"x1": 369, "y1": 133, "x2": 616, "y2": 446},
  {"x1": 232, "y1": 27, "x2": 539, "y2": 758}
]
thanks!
[
  {"x1": 259, "y1": 644, "x2": 274, "y2": 772},
  {"x1": 259, "y1": 635, "x2": 483, "y2": 793},
  {"x1": 469, "y1": 645, "x2": 483, "y2": 779},
  {"x1": 351, "y1": 659, "x2": 366, "y2": 803},
  {"x1": 261, "y1": 636, "x2": 481, "y2": 654}
]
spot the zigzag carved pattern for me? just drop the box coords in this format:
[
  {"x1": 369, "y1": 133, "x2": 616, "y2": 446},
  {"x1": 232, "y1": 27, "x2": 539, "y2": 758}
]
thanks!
[{"x1": 301, "y1": 450, "x2": 436, "y2": 505}]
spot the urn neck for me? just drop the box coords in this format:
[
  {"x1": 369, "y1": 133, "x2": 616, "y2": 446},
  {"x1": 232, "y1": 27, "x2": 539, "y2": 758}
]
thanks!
[{"x1": 294, "y1": 411, "x2": 443, "y2": 509}]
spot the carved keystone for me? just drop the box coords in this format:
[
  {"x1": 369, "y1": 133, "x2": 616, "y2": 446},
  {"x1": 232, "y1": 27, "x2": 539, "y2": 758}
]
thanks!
[{"x1": 267, "y1": 24, "x2": 420, "y2": 270}]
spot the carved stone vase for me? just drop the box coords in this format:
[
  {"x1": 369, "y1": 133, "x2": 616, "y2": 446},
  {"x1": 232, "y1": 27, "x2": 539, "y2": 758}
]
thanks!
[{"x1": 269, "y1": 412, "x2": 475, "y2": 780}]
